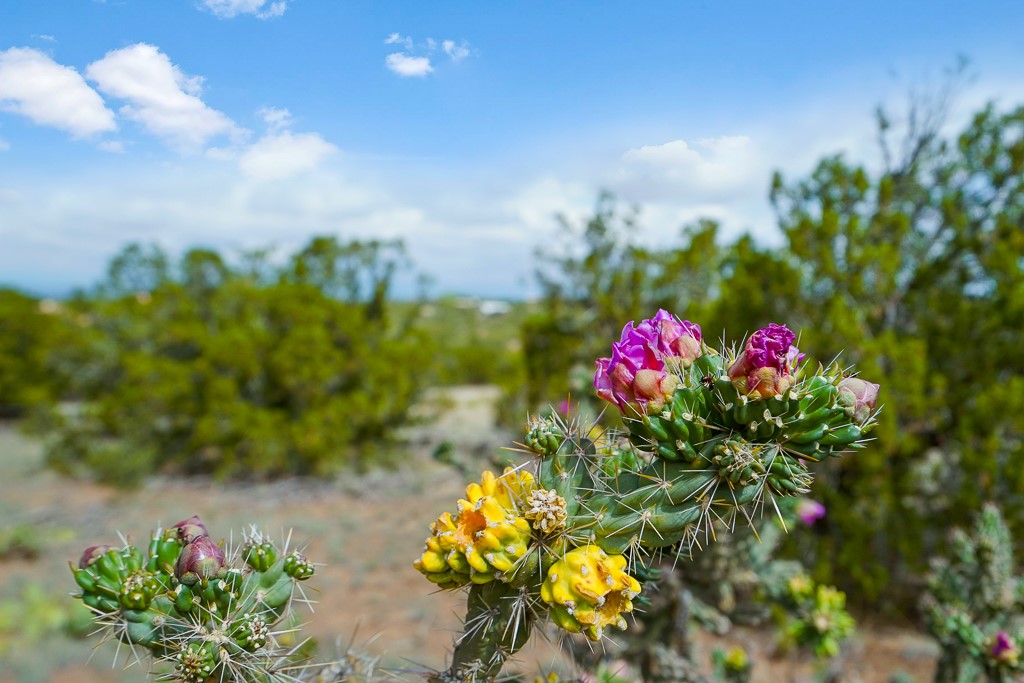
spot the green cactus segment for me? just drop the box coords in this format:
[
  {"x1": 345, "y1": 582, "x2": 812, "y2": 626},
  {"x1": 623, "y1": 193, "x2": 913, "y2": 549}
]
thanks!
[
  {"x1": 231, "y1": 612, "x2": 270, "y2": 652},
  {"x1": 71, "y1": 520, "x2": 314, "y2": 682},
  {"x1": 243, "y1": 539, "x2": 278, "y2": 572},
  {"x1": 443, "y1": 582, "x2": 534, "y2": 682},
  {"x1": 175, "y1": 640, "x2": 221, "y2": 683},
  {"x1": 623, "y1": 356, "x2": 874, "y2": 468},
  {"x1": 283, "y1": 551, "x2": 315, "y2": 580},
  {"x1": 525, "y1": 417, "x2": 565, "y2": 456},
  {"x1": 119, "y1": 570, "x2": 161, "y2": 610}
]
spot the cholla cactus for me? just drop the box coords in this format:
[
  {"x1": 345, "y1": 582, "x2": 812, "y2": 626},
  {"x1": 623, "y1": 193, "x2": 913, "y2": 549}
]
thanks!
[
  {"x1": 924, "y1": 504, "x2": 1024, "y2": 683},
  {"x1": 773, "y1": 575, "x2": 855, "y2": 658},
  {"x1": 417, "y1": 312, "x2": 879, "y2": 681},
  {"x1": 70, "y1": 516, "x2": 345, "y2": 682}
]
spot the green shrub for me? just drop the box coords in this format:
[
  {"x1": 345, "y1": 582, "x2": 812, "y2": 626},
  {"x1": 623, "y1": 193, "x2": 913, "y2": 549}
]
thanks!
[{"x1": 41, "y1": 237, "x2": 435, "y2": 484}]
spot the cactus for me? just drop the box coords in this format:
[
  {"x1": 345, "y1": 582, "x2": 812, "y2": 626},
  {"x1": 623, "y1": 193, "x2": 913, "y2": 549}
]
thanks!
[
  {"x1": 68, "y1": 517, "x2": 363, "y2": 682},
  {"x1": 923, "y1": 504, "x2": 1024, "y2": 683},
  {"x1": 417, "y1": 312, "x2": 879, "y2": 681}
]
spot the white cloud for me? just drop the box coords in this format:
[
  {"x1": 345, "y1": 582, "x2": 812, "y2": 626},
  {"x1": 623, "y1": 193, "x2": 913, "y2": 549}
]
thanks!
[
  {"x1": 33, "y1": 34, "x2": 57, "y2": 43},
  {"x1": 86, "y1": 43, "x2": 243, "y2": 151},
  {"x1": 257, "y1": 106, "x2": 292, "y2": 133},
  {"x1": 239, "y1": 130, "x2": 337, "y2": 181},
  {"x1": 385, "y1": 53, "x2": 433, "y2": 78},
  {"x1": 236, "y1": 106, "x2": 336, "y2": 181},
  {"x1": 200, "y1": 0, "x2": 287, "y2": 19},
  {"x1": 612, "y1": 136, "x2": 760, "y2": 207},
  {"x1": 385, "y1": 33, "x2": 413, "y2": 50},
  {"x1": 442, "y1": 40, "x2": 470, "y2": 61},
  {"x1": 0, "y1": 47, "x2": 116, "y2": 139},
  {"x1": 0, "y1": 138, "x2": 9, "y2": 151}
]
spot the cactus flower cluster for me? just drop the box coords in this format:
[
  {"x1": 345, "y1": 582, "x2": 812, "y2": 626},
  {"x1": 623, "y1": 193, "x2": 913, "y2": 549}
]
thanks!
[{"x1": 416, "y1": 312, "x2": 879, "y2": 681}]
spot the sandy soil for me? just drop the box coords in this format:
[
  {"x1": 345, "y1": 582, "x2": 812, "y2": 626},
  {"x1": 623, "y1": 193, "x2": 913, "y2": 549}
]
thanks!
[{"x1": 0, "y1": 387, "x2": 937, "y2": 682}]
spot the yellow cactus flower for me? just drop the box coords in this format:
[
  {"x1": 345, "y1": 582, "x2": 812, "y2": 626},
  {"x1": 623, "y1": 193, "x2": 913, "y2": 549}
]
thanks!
[
  {"x1": 540, "y1": 545, "x2": 641, "y2": 641},
  {"x1": 464, "y1": 467, "x2": 535, "y2": 513},
  {"x1": 415, "y1": 468, "x2": 536, "y2": 587}
]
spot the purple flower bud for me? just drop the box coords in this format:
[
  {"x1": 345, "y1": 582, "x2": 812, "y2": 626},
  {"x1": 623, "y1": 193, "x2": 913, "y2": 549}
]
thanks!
[
  {"x1": 991, "y1": 631, "x2": 1018, "y2": 665},
  {"x1": 594, "y1": 311, "x2": 700, "y2": 413},
  {"x1": 795, "y1": 499, "x2": 826, "y2": 525},
  {"x1": 837, "y1": 377, "x2": 880, "y2": 424},
  {"x1": 175, "y1": 536, "x2": 225, "y2": 585},
  {"x1": 727, "y1": 323, "x2": 802, "y2": 399},
  {"x1": 78, "y1": 545, "x2": 111, "y2": 569},
  {"x1": 172, "y1": 515, "x2": 209, "y2": 543}
]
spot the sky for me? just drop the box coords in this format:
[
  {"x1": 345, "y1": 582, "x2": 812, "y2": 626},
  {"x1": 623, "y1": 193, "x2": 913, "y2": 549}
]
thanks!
[{"x1": 1, "y1": 1, "x2": 1023, "y2": 299}]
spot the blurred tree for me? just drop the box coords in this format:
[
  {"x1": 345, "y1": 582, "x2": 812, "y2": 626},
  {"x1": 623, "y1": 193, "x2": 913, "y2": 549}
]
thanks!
[
  {"x1": 770, "y1": 100, "x2": 1024, "y2": 601},
  {"x1": 0, "y1": 289, "x2": 78, "y2": 414},
  {"x1": 41, "y1": 236, "x2": 435, "y2": 485}
]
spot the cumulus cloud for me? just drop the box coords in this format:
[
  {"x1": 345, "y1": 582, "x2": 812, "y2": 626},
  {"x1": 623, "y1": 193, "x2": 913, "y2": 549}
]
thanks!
[
  {"x1": 614, "y1": 136, "x2": 759, "y2": 202},
  {"x1": 384, "y1": 33, "x2": 413, "y2": 50},
  {"x1": 442, "y1": 40, "x2": 470, "y2": 61},
  {"x1": 385, "y1": 53, "x2": 433, "y2": 78},
  {"x1": 257, "y1": 105, "x2": 292, "y2": 133},
  {"x1": 33, "y1": 34, "x2": 57, "y2": 43},
  {"x1": 0, "y1": 47, "x2": 116, "y2": 139},
  {"x1": 200, "y1": 0, "x2": 287, "y2": 19},
  {"x1": 238, "y1": 106, "x2": 337, "y2": 181},
  {"x1": 239, "y1": 131, "x2": 337, "y2": 181},
  {"x1": 86, "y1": 44, "x2": 243, "y2": 151},
  {"x1": 384, "y1": 34, "x2": 471, "y2": 77}
]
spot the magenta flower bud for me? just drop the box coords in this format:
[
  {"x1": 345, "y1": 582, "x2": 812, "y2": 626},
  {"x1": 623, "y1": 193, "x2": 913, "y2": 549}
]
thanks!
[
  {"x1": 795, "y1": 499, "x2": 826, "y2": 525},
  {"x1": 172, "y1": 515, "x2": 209, "y2": 543},
  {"x1": 837, "y1": 377, "x2": 880, "y2": 424},
  {"x1": 78, "y1": 545, "x2": 111, "y2": 569},
  {"x1": 175, "y1": 536, "x2": 225, "y2": 585},
  {"x1": 727, "y1": 323, "x2": 803, "y2": 399},
  {"x1": 594, "y1": 311, "x2": 700, "y2": 413},
  {"x1": 991, "y1": 631, "x2": 1018, "y2": 665}
]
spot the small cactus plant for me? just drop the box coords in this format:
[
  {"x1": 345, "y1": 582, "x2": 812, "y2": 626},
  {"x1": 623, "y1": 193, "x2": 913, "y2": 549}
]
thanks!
[
  {"x1": 924, "y1": 504, "x2": 1024, "y2": 683},
  {"x1": 70, "y1": 517, "x2": 334, "y2": 681}
]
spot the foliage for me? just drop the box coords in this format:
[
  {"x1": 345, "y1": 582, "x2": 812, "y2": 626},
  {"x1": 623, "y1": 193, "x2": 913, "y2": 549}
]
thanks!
[
  {"x1": 39, "y1": 236, "x2": 435, "y2": 485},
  {"x1": 415, "y1": 296, "x2": 527, "y2": 387},
  {"x1": 521, "y1": 99, "x2": 1024, "y2": 603},
  {"x1": 0, "y1": 288, "x2": 80, "y2": 414},
  {"x1": 923, "y1": 504, "x2": 1024, "y2": 683}
]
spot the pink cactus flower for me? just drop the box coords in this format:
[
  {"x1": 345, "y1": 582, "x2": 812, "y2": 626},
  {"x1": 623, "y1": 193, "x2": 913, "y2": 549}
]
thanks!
[
  {"x1": 991, "y1": 631, "x2": 1019, "y2": 665},
  {"x1": 837, "y1": 377, "x2": 880, "y2": 424},
  {"x1": 795, "y1": 499, "x2": 826, "y2": 525},
  {"x1": 727, "y1": 323, "x2": 803, "y2": 399},
  {"x1": 595, "y1": 310, "x2": 700, "y2": 413}
]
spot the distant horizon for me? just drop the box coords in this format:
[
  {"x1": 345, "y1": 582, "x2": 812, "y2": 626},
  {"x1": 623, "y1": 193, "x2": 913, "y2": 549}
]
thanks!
[{"x1": 3, "y1": 1, "x2": 1023, "y2": 300}]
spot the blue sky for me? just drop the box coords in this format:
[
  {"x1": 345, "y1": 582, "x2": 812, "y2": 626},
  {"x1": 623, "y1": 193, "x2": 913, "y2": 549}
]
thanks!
[{"x1": 1, "y1": 1, "x2": 1023, "y2": 298}]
